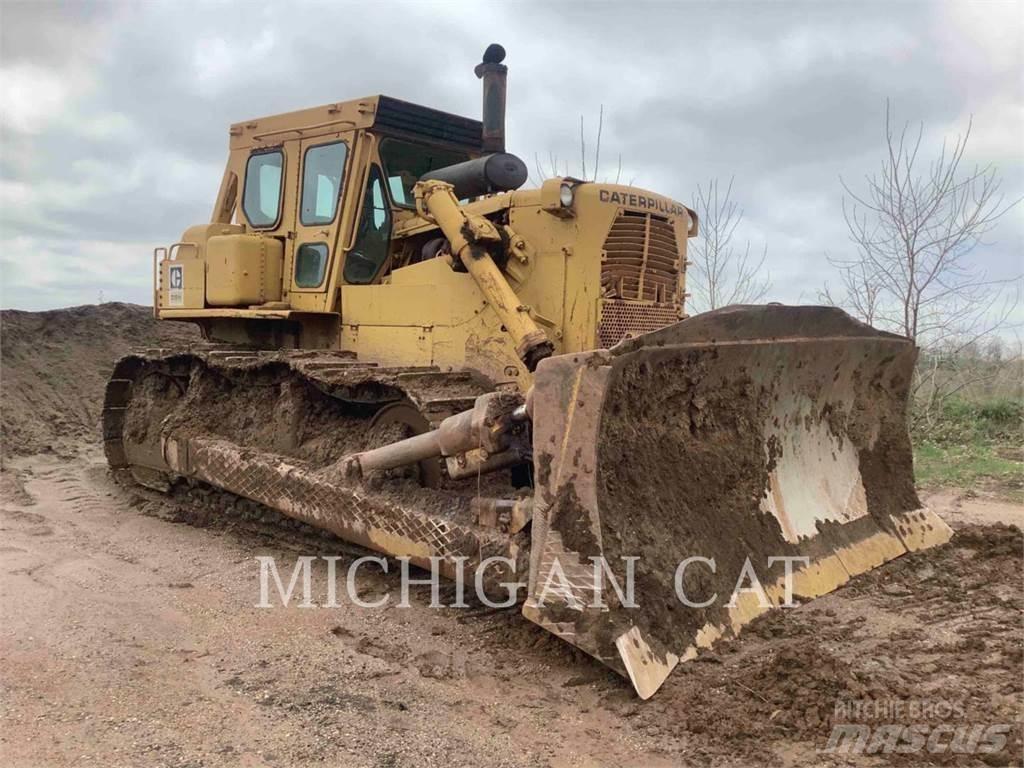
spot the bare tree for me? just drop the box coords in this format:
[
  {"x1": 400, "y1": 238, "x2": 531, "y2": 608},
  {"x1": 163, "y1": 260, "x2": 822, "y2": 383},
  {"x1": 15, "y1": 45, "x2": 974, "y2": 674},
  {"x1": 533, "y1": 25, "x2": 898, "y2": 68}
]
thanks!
[
  {"x1": 825, "y1": 101, "x2": 1020, "y2": 349},
  {"x1": 687, "y1": 177, "x2": 770, "y2": 312},
  {"x1": 532, "y1": 105, "x2": 625, "y2": 185},
  {"x1": 820, "y1": 259, "x2": 882, "y2": 326},
  {"x1": 822, "y1": 102, "x2": 1021, "y2": 420}
]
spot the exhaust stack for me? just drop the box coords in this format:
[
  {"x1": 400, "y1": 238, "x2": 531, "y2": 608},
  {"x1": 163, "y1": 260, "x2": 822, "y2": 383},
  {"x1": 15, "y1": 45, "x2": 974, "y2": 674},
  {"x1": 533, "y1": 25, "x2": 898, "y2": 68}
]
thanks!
[{"x1": 476, "y1": 44, "x2": 507, "y2": 153}]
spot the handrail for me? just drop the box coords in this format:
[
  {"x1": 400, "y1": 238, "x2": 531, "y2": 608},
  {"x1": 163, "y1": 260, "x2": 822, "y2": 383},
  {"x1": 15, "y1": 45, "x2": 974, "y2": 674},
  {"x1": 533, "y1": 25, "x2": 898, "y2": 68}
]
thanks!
[{"x1": 168, "y1": 242, "x2": 199, "y2": 261}]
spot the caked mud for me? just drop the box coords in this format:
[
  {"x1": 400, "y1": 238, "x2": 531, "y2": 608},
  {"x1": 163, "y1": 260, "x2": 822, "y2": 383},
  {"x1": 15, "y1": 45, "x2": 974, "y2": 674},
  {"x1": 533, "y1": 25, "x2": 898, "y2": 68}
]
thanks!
[
  {"x1": 524, "y1": 306, "x2": 943, "y2": 690},
  {"x1": 593, "y1": 336, "x2": 922, "y2": 651}
]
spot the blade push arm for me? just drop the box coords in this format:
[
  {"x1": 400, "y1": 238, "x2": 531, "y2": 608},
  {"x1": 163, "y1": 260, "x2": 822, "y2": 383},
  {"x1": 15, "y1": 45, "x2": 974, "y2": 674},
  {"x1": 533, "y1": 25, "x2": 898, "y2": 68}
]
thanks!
[{"x1": 414, "y1": 179, "x2": 553, "y2": 371}]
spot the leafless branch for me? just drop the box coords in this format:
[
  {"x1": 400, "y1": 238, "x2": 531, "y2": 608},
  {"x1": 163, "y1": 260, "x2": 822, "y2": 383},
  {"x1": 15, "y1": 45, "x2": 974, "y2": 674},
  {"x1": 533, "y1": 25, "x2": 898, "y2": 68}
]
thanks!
[
  {"x1": 535, "y1": 105, "x2": 621, "y2": 183},
  {"x1": 824, "y1": 100, "x2": 1022, "y2": 416},
  {"x1": 580, "y1": 115, "x2": 586, "y2": 181},
  {"x1": 828, "y1": 100, "x2": 1021, "y2": 346},
  {"x1": 688, "y1": 177, "x2": 771, "y2": 312}
]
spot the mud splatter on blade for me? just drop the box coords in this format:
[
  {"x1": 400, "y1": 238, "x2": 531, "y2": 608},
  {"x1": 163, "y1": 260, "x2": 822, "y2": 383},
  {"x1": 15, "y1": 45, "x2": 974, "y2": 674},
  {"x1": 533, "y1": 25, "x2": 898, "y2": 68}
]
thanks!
[{"x1": 524, "y1": 306, "x2": 952, "y2": 698}]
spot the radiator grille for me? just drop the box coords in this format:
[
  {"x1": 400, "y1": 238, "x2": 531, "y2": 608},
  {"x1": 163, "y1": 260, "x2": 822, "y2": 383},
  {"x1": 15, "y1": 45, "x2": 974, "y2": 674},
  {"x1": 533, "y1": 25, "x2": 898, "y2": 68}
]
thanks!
[
  {"x1": 598, "y1": 300, "x2": 680, "y2": 348},
  {"x1": 601, "y1": 211, "x2": 681, "y2": 303}
]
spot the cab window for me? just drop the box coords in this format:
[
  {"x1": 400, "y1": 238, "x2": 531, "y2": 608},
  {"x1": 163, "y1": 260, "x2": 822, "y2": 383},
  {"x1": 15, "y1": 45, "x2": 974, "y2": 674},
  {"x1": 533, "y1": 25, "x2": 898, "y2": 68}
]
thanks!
[
  {"x1": 300, "y1": 142, "x2": 348, "y2": 226},
  {"x1": 343, "y1": 166, "x2": 391, "y2": 284},
  {"x1": 379, "y1": 138, "x2": 469, "y2": 207},
  {"x1": 295, "y1": 242, "x2": 328, "y2": 288},
  {"x1": 242, "y1": 150, "x2": 283, "y2": 228}
]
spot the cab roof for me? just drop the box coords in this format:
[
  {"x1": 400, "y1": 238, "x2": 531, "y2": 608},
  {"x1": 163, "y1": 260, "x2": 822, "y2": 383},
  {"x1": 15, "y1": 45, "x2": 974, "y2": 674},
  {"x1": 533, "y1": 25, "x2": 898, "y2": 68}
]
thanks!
[{"x1": 228, "y1": 95, "x2": 482, "y2": 153}]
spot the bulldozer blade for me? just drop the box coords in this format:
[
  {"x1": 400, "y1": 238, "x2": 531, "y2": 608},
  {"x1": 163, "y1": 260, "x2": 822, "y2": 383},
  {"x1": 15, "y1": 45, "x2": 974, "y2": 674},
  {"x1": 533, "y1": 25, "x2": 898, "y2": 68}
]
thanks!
[{"x1": 523, "y1": 306, "x2": 952, "y2": 699}]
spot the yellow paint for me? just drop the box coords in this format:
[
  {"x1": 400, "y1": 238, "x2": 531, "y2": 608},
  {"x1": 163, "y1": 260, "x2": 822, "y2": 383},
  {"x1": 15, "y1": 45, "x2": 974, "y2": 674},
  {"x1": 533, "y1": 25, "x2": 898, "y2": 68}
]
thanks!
[
  {"x1": 833, "y1": 530, "x2": 907, "y2": 575},
  {"x1": 892, "y1": 508, "x2": 954, "y2": 551},
  {"x1": 205, "y1": 234, "x2": 283, "y2": 306},
  {"x1": 148, "y1": 93, "x2": 693, "y2": 389},
  {"x1": 615, "y1": 626, "x2": 680, "y2": 700}
]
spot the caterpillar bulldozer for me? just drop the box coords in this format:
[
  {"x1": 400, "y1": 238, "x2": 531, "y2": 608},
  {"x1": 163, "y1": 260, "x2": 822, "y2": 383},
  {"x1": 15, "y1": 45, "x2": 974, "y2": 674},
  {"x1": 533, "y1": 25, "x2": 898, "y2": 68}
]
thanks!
[{"x1": 104, "y1": 44, "x2": 952, "y2": 698}]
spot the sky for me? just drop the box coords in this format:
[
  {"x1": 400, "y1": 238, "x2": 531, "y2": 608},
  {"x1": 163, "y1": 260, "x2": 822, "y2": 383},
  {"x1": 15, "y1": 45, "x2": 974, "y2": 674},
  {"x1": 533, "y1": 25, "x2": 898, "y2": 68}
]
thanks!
[{"x1": 1, "y1": 0, "x2": 1021, "y2": 327}]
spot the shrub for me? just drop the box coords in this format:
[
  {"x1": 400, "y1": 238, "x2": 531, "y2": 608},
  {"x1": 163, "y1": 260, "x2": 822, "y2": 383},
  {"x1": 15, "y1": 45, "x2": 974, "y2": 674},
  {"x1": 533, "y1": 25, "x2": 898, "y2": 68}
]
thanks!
[{"x1": 912, "y1": 397, "x2": 1023, "y2": 446}]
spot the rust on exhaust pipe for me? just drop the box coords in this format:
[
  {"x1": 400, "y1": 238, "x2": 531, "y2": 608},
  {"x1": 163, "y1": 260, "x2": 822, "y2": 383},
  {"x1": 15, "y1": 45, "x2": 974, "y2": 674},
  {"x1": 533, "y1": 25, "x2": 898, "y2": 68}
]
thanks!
[{"x1": 475, "y1": 43, "x2": 507, "y2": 153}]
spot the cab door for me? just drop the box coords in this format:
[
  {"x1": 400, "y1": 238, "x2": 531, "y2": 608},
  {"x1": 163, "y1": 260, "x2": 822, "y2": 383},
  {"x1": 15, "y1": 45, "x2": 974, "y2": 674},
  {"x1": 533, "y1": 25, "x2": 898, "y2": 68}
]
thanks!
[
  {"x1": 341, "y1": 162, "x2": 393, "y2": 285},
  {"x1": 287, "y1": 134, "x2": 353, "y2": 310}
]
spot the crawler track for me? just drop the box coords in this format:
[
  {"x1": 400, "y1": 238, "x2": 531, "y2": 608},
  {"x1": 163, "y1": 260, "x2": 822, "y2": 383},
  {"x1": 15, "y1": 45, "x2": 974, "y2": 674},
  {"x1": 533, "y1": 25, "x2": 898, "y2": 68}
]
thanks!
[{"x1": 101, "y1": 345, "x2": 530, "y2": 585}]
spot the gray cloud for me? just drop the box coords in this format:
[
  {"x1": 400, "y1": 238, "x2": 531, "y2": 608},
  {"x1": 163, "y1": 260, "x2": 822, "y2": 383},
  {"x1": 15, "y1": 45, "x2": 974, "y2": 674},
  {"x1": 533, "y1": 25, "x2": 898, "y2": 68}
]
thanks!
[{"x1": 1, "y1": 0, "x2": 1020, "y2": 316}]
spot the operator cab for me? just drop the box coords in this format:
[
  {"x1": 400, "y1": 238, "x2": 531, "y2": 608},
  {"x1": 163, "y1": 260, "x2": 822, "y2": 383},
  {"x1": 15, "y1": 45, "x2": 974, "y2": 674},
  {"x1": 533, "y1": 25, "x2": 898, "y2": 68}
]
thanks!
[
  {"x1": 157, "y1": 95, "x2": 488, "y2": 318},
  {"x1": 153, "y1": 45, "x2": 538, "y2": 356}
]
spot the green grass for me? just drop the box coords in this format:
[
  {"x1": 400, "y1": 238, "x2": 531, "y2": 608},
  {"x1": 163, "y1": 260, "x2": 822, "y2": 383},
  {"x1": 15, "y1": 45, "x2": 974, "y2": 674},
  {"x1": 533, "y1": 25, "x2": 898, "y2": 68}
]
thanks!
[
  {"x1": 911, "y1": 397, "x2": 1024, "y2": 501},
  {"x1": 914, "y1": 441, "x2": 1022, "y2": 494}
]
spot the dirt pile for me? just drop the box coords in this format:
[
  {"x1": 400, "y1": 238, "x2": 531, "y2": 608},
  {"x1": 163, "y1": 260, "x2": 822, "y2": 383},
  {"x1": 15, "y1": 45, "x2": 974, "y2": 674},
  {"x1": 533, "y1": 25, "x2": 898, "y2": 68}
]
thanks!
[
  {"x1": 0, "y1": 303, "x2": 198, "y2": 459},
  {"x1": 851, "y1": 523, "x2": 1023, "y2": 616},
  {"x1": 627, "y1": 636, "x2": 901, "y2": 754},
  {"x1": 744, "y1": 643, "x2": 901, "y2": 735},
  {"x1": 633, "y1": 523, "x2": 1023, "y2": 765}
]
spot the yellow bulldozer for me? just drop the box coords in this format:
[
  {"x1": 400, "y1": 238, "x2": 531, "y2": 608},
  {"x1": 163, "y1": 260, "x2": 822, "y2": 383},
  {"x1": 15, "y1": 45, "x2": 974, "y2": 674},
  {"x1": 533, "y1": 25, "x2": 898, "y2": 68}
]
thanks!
[{"x1": 104, "y1": 45, "x2": 951, "y2": 698}]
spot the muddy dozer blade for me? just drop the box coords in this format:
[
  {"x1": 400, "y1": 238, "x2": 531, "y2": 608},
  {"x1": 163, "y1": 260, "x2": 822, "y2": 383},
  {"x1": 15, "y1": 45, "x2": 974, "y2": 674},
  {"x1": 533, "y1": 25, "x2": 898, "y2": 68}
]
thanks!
[{"x1": 523, "y1": 305, "x2": 952, "y2": 699}]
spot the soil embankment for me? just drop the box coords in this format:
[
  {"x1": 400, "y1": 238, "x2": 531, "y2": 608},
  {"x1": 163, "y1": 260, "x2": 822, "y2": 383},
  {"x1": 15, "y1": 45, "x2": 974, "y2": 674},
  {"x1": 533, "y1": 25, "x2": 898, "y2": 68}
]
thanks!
[{"x1": 0, "y1": 303, "x2": 198, "y2": 459}]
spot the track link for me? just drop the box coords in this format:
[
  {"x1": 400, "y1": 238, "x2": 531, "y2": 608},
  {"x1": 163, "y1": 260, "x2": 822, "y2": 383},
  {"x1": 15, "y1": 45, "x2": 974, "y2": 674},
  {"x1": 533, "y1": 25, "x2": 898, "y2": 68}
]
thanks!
[{"x1": 101, "y1": 345, "x2": 528, "y2": 588}]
